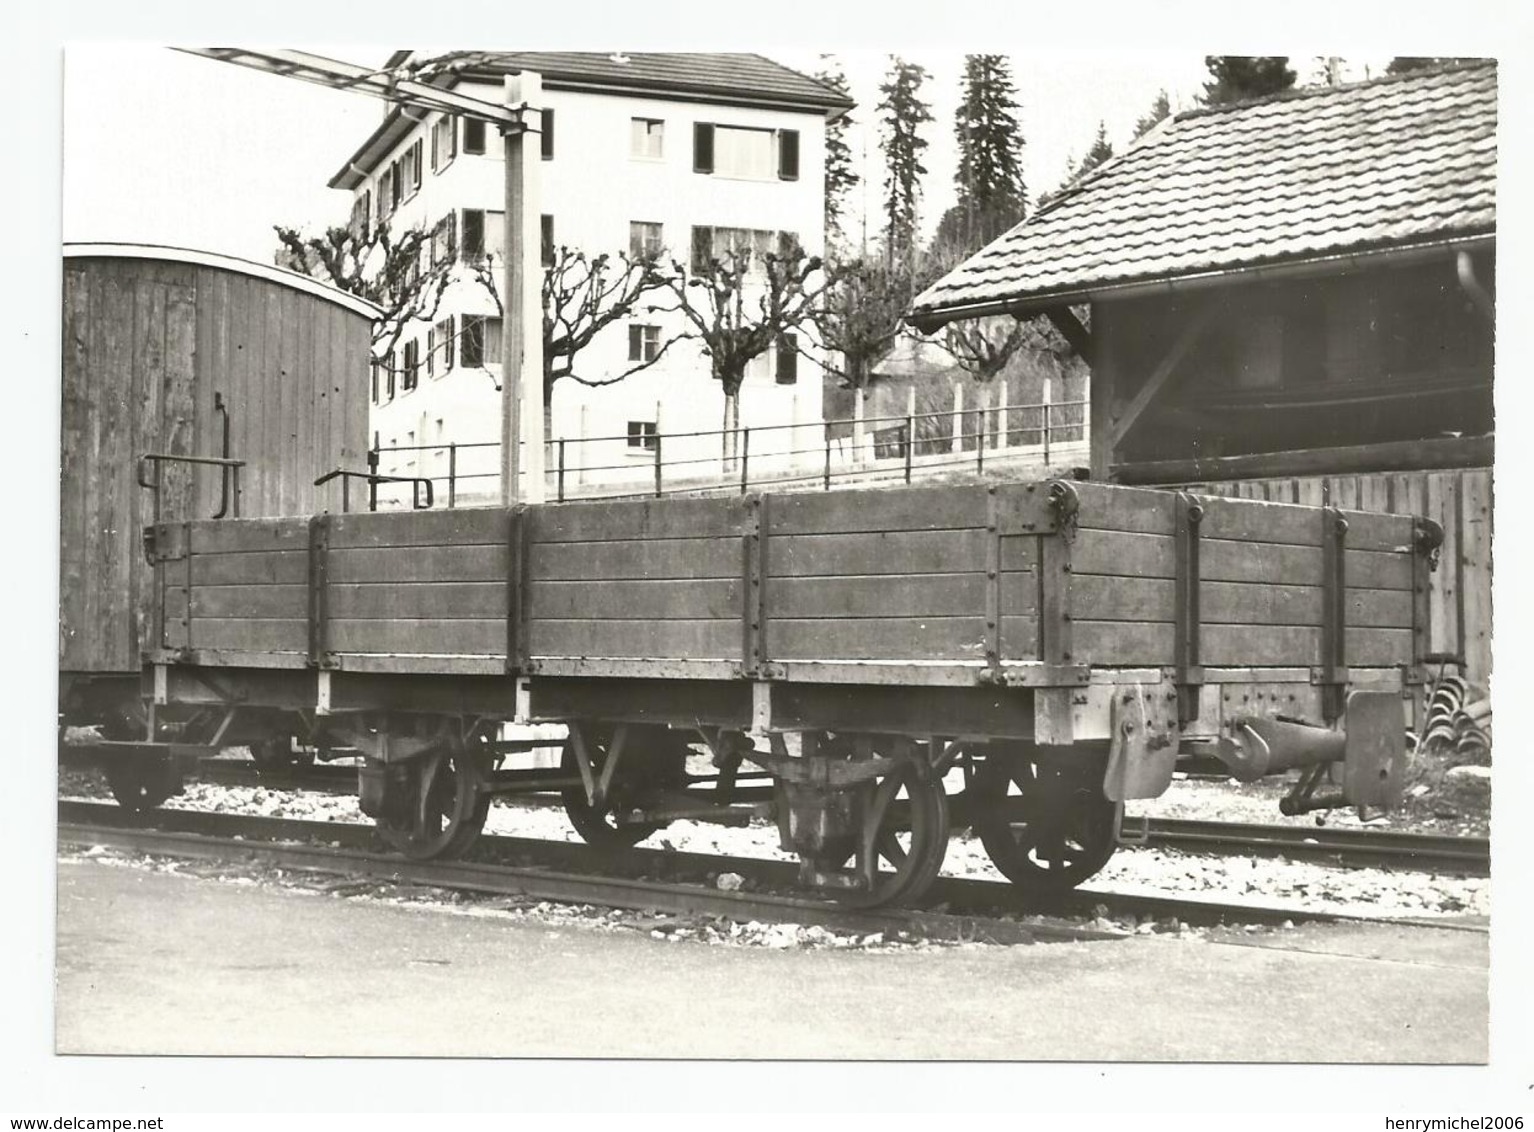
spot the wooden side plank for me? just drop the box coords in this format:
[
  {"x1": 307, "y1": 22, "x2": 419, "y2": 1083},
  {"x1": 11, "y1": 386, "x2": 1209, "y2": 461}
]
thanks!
[
  {"x1": 766, "y1": 484, "x2": 990, "y2": 535},
  {"x1": 59, "y1": 268, "x2": 91, "y2": 670},
  {"x1": 185, "y1": 517, "x2": 310, "y2": 554},
  {"x1": 331, "y1": 618, "x2": 507, "y2": 656},
  {"x1": 770, "y1": 617, "x2": 1002, "y2": 662},
  {"x1": 192, "y1": 550, "x2": 308, "y2": 586},
  {"x1": 1069, "y1": 575, "x2": 1414, "y2": 628},
  {"x1": 330, "y1": 581, "x2": 508, "y2": 620},
  {"x1": 528, "y1": 618, "x2": 740, "y2": 659},
  {"x1": 529, "y1": 538, "x2": 739, "y2": 582},
  {"x1": 187, "y1": 584, "x2": 308, "y2": 620},
  {"x1": 329, "y1": 544, "x2": 508, "y2": 584},
  {"x1": 771, "y1": 573, "x2": 1035, "y2": 619},
  {"x1": 529, "y1": 578, "x2": 742, "y2": 621},
  {"x1": 1073, "y1": 622, "x2": 1414, "y2": 667},
  {"x1": 182, "y1": 618, "x2": 309, "y2": 653},
  {"x1": 770, "y1": 530, "x2": 990, "y2": 577},
  {"x1": 329, "y1": 506, "x2": 508, "y2": 550},
  {"x1": 531, "y1": 496, "x2": 744, "y2": 543},
  {"x1": 1071, "y1": 529, "x2": 1414, "y2": 589}
]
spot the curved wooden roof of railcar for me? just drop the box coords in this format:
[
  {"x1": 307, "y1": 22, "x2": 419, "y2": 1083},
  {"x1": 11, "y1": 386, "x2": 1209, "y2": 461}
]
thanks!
[{"x1": 63, "y1": 242, "x2": 382, "y2": 321}]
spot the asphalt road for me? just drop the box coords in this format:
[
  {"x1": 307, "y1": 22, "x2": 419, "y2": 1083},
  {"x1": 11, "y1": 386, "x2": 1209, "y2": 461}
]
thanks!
[{"x1": 54, "y1": 858, "x2": 1488, "y2": 1060}]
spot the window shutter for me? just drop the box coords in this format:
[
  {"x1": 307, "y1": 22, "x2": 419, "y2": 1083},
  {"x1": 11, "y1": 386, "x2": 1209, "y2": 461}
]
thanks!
[
  {"x1": 412, "y1": 139, "x2": 424, "y2": 190},
  {"x1": 777, "y1": 129, "x2": 800, "y2": 181},
  {"x1": 462, "y1": 210, "x2": 484, "y2": 260},
  {"x1": 443, "y1": 317, "x2": 455, "y2": 371},
  {"x1": 541, "y1": 108, "x2": 555, "y2": 160},
  {"x1": 426, "y1": 329, "x2": 435, "y2": 378},
  {"x1": 691, "y1": 226, "x2": 712, "y2": 274},
  {"x1": 629, "y1": 325, "x2": 643, "y2": 363},
  {"x1": 776, "y1": 334, "x2": 799, "y2": 384},
  {"x1": 541, "y1": 215, "x2": 555, "y2": 267},
  {"x1": 693, "y1": 122, "x2": 714, "y2": 174}
]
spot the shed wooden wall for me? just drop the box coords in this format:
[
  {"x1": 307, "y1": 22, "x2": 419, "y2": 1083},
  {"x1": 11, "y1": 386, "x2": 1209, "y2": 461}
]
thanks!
[
  {"x1": 1190, "y1": 468, "x2": 1492, "y2": 690},
  {"x1": 60, "y1": 255, "x2": 372, "y2": 674}
]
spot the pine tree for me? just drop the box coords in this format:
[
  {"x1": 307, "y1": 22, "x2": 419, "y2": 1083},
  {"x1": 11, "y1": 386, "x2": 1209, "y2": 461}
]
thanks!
[
  {"x1": 1202, "y1": 56, "x2": 1297, "y2": 105},
  {"x1": 1133, "y1": 89, "x2": 1172, "y2": 139},
  {"x1": 1386, "y1": 56, "x2": 1484, "y2": 75},
  {"x1": 945, "y1": 54, "x2": 1027, "y2": 254},
  {"x1": 877, "y1": 56, "x2": 934, "y2": 268},
  {"x1": 814, "y1": 56, "x2": 859, "y2": 250}
]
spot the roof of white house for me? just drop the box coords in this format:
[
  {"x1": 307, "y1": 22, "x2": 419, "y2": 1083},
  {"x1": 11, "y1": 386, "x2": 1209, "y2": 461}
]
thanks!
[
  {"x1": 63, "y1": 242, "x2": 383, "y2": 320},
  {"x1": 911, "y1": 60, "x2": 1497, "y2": 327},
  {"x1": 330, "y1": 51, "x2": 854, "y2": 190}
]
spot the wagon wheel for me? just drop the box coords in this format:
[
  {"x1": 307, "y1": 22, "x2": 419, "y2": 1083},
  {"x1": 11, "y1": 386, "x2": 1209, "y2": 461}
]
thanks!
[
  {"x1": 835, "y1": 758, "x2": 950, "y2": 910},
  {"x1": 560, "y1": 724, "x2": 690, "y2": 850},
  {"x1": 973, "y1": 748, "x2": 1116, "y2": 897},
  {"x1": 99, "y1": 709, "x2": 182, "y2": 813},
  {"x1": 103, "y1": 756, "x2": 183, "y2": 813},
  {"x1": 375, "y1": 731, "x2": 492, "y2": 861}
]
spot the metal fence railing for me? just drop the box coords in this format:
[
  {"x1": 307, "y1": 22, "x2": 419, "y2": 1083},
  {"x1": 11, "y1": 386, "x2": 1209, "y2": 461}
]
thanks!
[{"x1": 354, "y1": 398, "x2": 1089, "y2": 512}]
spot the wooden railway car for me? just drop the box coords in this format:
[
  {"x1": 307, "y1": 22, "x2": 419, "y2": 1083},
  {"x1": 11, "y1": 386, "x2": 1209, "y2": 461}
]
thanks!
[
  {"x1": 59, "y1": 243, "x2": 378, "y2": 737},
  {"x1": 112, "y1": 476, "x2": 1441, "y2": 907}
]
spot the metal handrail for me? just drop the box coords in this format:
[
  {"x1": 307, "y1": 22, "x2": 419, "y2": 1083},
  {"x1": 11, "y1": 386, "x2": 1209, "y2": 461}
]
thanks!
[
  {"x1": 136, "y1": 453, "x2": 247, "y2": 524},
  {"x1": 315, "y1": 468, "x2": 434, "y2": 513}
]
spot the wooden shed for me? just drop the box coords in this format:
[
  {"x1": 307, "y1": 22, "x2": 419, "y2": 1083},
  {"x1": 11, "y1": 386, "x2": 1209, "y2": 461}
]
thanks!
[
  {"x1": 911, "y1": 62, "x2": 1496, "y2": 688},
  {"x1": 60, "y1": 243, "x2": 378, "y2": 682}
]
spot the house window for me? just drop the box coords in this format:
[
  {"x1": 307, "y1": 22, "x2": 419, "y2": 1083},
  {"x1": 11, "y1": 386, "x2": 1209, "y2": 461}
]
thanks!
[
  {"x1": 388, "y1": 158, "x2": 403, "y2": 210},
  {"x1": 460, "y1": 209, "x2": 504, "y2": 261},
  {"x1": 377, "y1": 165, "x2": 396, "y2": 221},
  {"x1": 402, "y1": 340, "x2": 420, "y2": 392},
  {"x1": 350, "y1": 191, "x2": 372, "y2": 241},
  {"x1": 431, "y1": 115, "x2": 457, "y2": 172},
  {"x1": 542, "y1": 215, "x2": 555, "y2": 267},
  {"x1": 629, "y1": 221, "x2": 664, "y2": 259},
  {"x1": 434, "y1": 316, "x2": 454, "y2": 374},
  {"x1": 627, "y1": 421, "x2": 658, "y2": 451},
  {"x1": 383, "y1": 350, "x2": 397, "y2": 402},
  {"x1": 541, "y1": 108, "x2": 555, "y2": 160},
  {"x1": 631, "y1": 117, "x2": 664, "y2": 160},
  {"x1": 461, "y1": 315, "x2": 503, "y2": 368},
  {"x1": 628, "y1": 324, "x2": 661, "y2": 363},
  {"x1": 463, "y1": 117, "x2": 487, "y2": 155},
  {"x1": 693, "y1": 124, "x2": 799, "y2": 181},
  {"x1": 400, "y1": 139, "x2": 423, "y2": 199},
  {"x1": 430, "y1": 213, "x2": 456, "y2": 266},
  {"x1": 370, "y1": 358, "x2": 381, "y2": 404},
  {"x1": 426, "y1": 329, "x2": 435, "y2": 380},
  {"x1": 690, "y1": 226, "x2": 778, "y2": 273}
]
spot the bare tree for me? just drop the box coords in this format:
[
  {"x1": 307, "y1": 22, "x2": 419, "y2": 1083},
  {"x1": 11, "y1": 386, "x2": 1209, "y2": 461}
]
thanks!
[
  {"x1": 656, "y1": 243, "x2": 834, "y2": 466},
  {"x1": 275, "y1": 220, "x2": 453, "y2": 364}
]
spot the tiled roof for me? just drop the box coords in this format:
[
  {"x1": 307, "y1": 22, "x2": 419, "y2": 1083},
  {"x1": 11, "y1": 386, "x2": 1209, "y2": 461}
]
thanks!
[
  {"x1": 912, "y1": 61, "x2": 1497, "y2": 324},
  {"x1": 457, "y1": 53, "x2": 854, "y2": 112},
  {"x1": 331, "y1": 52, "x2": 851, "y2": 187}
]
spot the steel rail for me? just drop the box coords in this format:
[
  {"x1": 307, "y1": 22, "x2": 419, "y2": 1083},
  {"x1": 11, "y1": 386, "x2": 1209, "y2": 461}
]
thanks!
[
  {"x1": 69, "y1": 760, "x2": 1491, "y2": 876},
  {"x1": 55, "y1": 804, "x2": 1109, "y2": 946},
  {"x1": 57, "y1": 801, "x2": 1484, "y2": 934}
]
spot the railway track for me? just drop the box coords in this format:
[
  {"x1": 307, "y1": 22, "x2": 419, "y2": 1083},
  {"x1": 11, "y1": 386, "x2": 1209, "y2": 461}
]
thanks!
[
  {"x1": 57, "y1": 799, "x2": 1483, "y2": 937},
  {"x1": 89, "y1": 757, "x2": 1492, "y2": 877}
]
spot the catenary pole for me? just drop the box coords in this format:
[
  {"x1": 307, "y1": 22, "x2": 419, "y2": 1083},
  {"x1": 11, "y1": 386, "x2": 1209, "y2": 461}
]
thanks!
[{"x1": 502, "y1": 72, "x2": 546, "y2": 504}]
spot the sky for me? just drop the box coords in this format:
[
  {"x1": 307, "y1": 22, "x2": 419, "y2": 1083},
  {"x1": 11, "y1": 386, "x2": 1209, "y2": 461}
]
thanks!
[{"x1": 61, "y1": 47, "x2": 1389, "y2": 265}]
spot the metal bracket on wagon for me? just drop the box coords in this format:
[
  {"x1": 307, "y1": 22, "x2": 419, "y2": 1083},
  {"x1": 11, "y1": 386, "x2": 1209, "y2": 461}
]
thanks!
[{"x1": 1102, "y1": 684, "x2": 1181, "y2": 802}]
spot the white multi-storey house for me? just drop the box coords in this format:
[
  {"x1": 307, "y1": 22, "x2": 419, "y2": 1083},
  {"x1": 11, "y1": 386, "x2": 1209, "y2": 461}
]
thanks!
[{"x1": 328, "y1": 51, "x2": 853, "y2": 500}]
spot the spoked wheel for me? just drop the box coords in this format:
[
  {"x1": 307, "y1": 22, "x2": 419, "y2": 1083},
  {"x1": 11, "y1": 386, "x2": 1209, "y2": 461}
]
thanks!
[
  {"x1": 560, "y1": 724, "x2": 690, "y2": 849},
  {"x1": 972, "y1": 746, "x2": 1116, "y2": 897},
  {"x1": 375, "y1": 731, "x2": 492, "y2": 861},
  {"x1": 103, "y1": 756, "x2": 182, "y2": 813},
  {"x1": 835, "y1": 758, "x2": 950, "y2": 910}
]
